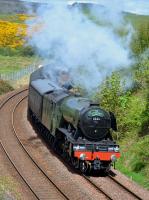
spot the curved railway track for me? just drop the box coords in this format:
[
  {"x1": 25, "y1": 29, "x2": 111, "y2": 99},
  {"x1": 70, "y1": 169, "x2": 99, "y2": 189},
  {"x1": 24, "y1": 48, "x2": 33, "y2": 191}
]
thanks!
[
  {"x1": 108, "y1": 174, "x2": 143, "y2": 200},
  {"x1": 12, "y1": 93, "x2": 108, "y2": 200},
  {"x1": 0, "y1": 89, "x2": 68, "y2": 200},
  {"x1": 12, "y1": 91, "x2": 145, "y2": 200},
  {"x1": 83, "y1": 174, "x2": 143, "y2": 200},
  {"x1": 0, "y1": 141, "x2": 39, "y2": 200},
  {"x1": 0, "y1": 88, "x2": 148, "y2": 200}
]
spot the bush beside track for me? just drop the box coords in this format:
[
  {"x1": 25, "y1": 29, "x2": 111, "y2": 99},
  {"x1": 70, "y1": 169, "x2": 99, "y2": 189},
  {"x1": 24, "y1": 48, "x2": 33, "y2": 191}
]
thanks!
[
  {"x1": 0, "y1": 177, "x2": 20, "y2": 200},
  {"x1": 94, "y1": 13, "x2": 149, "y2": 190},
  {"x1": 0, "y1": 80, "x2": 14, "y2": 95}
]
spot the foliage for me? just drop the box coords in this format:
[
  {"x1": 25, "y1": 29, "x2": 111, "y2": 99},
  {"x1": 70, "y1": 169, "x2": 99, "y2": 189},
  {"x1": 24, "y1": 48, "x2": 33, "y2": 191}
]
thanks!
[
  {"x1": 131, "y1": 22, "x2": 149, "y2": 56},
  {"x1": 131, "y1": 136, "x2": 149, "y2": 172},
  {"x1": 0, "y1": 80, "x2": 14, "y2": 95},
  {"x1": 0, "y1": 177, "x2": 20, "y2": 200},
  {"x1": 134, "y1": 57, "x2": 149, "y2": 88},
  {"x1": 133, "y1": 57, "x2": 149, "y2": 136},
  {"x1": 19, "y1": 45, "x2": 35, "y2": 57},
  {"x1": 95, "y1": 56, "x2": 149, "y2": 188},
  {"x1": 126, "y1": 13, "x2": 149, "y2": 28},
  {"x1": 117, "y1": 151, "x2": 149, "y2": 189},
  {"x1": 0, "y1": 46, "x2": 19, "y2": 56},
  {"x1": 0, "y1": 20, "x2": 27, "y2": 48},
  {"x1": 0, "y1": 13, "x2": 31, "y2": 23},
  {"x1": 95, "y1": 73, "x2": 131, "y2": 138},
  {"x1": 17, "y1": 14, "x2": 31, "y2": 22},
  {"x1": 0, "y1": 46, "x2": 36, "y2": 57},
  {"x1": 0, "y1": 55, "x2": 39, "y2": 74},
  {"x1": 0, "y1": 14, "x2": 36, "y2": 56},
  {"x1": 95, "y1": 67, "x2": 148, "y2": 138},
  {"x1": 139, "y1": 94, "x2": 149, "y2": 136},
  {"x1": 96, "y1": 73, "x2": 123, "y2": 113}
]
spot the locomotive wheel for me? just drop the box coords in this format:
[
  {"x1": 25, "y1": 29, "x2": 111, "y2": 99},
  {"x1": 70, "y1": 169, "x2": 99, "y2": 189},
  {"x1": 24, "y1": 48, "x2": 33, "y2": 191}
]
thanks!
[
  {"x1": 49, "y1": 136, "x2": 54, "y2": 145},
  {"x1": 53, "y1": 138, "x2": 59, "y2": 153},
  {"x1": 71, "y1": 157, "x2": 79, "y2": 168},
  {"x1": 104, "y1": 165, "x2": 111, "y2": 174},
  {"x1": 79, "y1": 161, "x2": 88, "y2": 174},
  {"x1": 27, "y1": 108, "x2": 31, "y2": 120}
]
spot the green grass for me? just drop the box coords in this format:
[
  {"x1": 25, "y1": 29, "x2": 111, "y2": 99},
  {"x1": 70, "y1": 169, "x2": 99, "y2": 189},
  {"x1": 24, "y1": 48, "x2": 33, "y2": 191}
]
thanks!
[
  {"x1": 96, "y1": 59, "x2": 149, "y2": 190},
  {"x1": 0, "y1": 14, "x2": 25, "y2": 23},
  {"x1": 0, "y1": 55, "x2": 39, "y2": 74},
  {"x1": 0, "y1": 176, "x2": 20, "y2": 200},
  {"x1": 0, "y1": 80, "x2": 14, "y2": 95},
  {"x1": 117, "y1": 150, "x2": 149, "y2": 190},
  {"x1": 117, "y1": 134, "x2": 148, "y2": 185},
  {"x1": 115, "y1": 88, "x2": 149, "y2": 190},
  {"x1": 125, "y1": 13, "x2": 149, "y2": 29}
]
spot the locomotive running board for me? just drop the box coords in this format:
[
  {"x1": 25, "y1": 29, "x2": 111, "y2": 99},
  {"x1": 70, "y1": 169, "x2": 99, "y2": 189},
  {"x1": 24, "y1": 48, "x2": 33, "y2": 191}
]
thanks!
[
  {"x1": 58, "y1": 128, "x2": 76, "y2": 144},
  {"x1": 58, "y1": 128, "x2": 116, "y2": 146}
]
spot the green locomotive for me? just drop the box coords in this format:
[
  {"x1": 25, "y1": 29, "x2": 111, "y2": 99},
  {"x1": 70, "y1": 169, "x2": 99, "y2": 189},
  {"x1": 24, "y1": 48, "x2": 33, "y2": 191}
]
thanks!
[{"x1": 28, "y1": 67, "x2": 120, "y2": 173}]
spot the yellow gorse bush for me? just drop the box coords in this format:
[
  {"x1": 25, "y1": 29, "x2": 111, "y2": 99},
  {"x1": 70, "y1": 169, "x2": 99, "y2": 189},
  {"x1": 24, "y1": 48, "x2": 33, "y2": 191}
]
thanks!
[
  {"x1": 17, "y1": 14, "x2": 35, "y2": 22},
  {"x1": 17, "y1": 14, "x2": 30, "y2": 21},
  {"x1": 0, "y1": 19, "x2": 27, "y2": 48},
  {"x1": 0, "y1": 14, "x2": 39, "y2": 49}
]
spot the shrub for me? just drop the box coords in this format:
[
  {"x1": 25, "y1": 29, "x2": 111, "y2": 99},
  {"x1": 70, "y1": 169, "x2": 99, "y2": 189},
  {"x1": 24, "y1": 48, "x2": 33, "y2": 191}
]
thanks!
[
  {"x1": 0, "y1": 46, "x2": 35, "y2": 57},
  {"x1": 0, "y1": 47, "x2": 19, "y2": 56},
  {"x1": 0, "y1": 20, "x2": 27, "y2": 48},
  {"x1": 0, "y1": 177, "x2": 20, "y2": 200},
  {"x1": 95, "y1": 73, "x2": 123, "y2": 113},
  {"x1": 131, "y1": 136, "x2": 149, "y2": 174},
  {"x1": 18, "y1": 46, "x2": 35, "y2": 57},
  {"x1": 131, "y1": 23, "x2": 149, "y2": 56},
  {"x1": 95, "y1": 73, "x2": 132, "y2": 139},
  {"x1": 0, "y1": 80, "x2": 14, "y2": 95}
]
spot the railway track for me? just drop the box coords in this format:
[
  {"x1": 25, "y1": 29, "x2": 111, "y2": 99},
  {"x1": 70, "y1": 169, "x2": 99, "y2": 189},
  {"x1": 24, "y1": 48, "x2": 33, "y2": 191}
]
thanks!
[
  {"x1": 0, "y1": 89, "x2": 69, "y2": 200},
  {"x1": 12, "y1": 94, "x2": 108, "y2": 200},
  {"x1": 0, "y1": 89, "x2": 148, "y2": 200},
  {"x1": 83, "y1": 174, "x2": 143, "y2": 200},
  {"x1": 13, "y1": 94, "x2": 144, "y2": 200},
  {"x1": 108, "y1": 174, "x2": 143, "y2": 200},
  {"x1": 0, "y1": 141, "x2": 39, "y2": 200},
  {"x1": 83, "y1": 174, "x2": 113, "y2": 200}
]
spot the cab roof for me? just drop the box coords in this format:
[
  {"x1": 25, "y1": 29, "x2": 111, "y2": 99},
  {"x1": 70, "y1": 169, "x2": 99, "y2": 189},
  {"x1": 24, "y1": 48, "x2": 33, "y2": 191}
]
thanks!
[{"x1": 31, "y1": 79, "x2": 61, "y2": 95}]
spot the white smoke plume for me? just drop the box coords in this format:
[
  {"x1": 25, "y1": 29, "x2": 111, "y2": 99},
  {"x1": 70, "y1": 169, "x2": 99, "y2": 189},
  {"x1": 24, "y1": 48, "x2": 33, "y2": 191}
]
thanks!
[{"x1": 27, "y1": 1, "x2": 134, "y2": 92}]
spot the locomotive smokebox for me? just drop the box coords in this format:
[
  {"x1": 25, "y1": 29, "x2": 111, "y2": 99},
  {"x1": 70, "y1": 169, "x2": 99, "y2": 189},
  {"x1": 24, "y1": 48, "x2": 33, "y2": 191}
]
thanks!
[
  {"x1": 80, "y1": 106, "x2": 111, "y2": 141},
  {"x1": 60, "y1": 96, "x2": 111, "y2": 141}
]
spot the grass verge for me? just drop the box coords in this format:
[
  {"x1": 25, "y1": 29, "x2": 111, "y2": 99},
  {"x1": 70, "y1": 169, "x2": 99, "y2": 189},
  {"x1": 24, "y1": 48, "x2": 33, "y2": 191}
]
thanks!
[
  {"x1": 117, "y1": 154, "x2": 149, "y2": 190},
  {"x1": 0, "y1": 55, "x2": 39, "y2": 74},
  {"x1": 0, "y1": 176, "x2": 21, "y2": 200},
  {"x1": 0, "y1": 80, "x2": 14, "y2": 95}
]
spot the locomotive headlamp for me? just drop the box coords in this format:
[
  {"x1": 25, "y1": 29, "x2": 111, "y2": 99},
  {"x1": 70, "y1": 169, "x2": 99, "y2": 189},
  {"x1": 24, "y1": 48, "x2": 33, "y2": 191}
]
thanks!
[
  {"x1": 108, "y1": 146, "x2": 119, "y2": 152},
  {"x1": 80, "y1": 153, "x2": 86, "y2": 160},
  {"x1": 111, "y1": 155, "x2": 117, "y2": 162},
  {"x1": 114, "y1": 146, "x2": 119, "y2": 152}
]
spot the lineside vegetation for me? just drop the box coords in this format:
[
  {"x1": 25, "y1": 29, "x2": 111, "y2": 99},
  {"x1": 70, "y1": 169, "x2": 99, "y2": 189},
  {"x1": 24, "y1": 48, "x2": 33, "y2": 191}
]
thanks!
[{"x1": 95, "y1": 14, "x2": 149, "y2": 189}]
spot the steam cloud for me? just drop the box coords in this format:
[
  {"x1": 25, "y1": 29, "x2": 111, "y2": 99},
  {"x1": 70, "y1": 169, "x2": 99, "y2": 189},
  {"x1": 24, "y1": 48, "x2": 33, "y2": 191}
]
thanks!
[{"x1": 27, "y1": 1, "x2": 135, "y2": 92}]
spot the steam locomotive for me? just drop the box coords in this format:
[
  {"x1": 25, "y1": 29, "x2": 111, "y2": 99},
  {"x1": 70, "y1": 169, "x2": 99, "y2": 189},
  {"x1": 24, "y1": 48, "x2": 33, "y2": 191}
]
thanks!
[{"x1": 28, "y1": 66, "x2": 120, "y2": 173}]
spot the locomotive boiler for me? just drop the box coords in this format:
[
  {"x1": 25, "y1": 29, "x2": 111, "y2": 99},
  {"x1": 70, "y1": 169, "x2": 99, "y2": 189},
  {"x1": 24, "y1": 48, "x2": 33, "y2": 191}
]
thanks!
[{"x1": 28, "y1": 66, "x2": 120, "y2": 173}]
